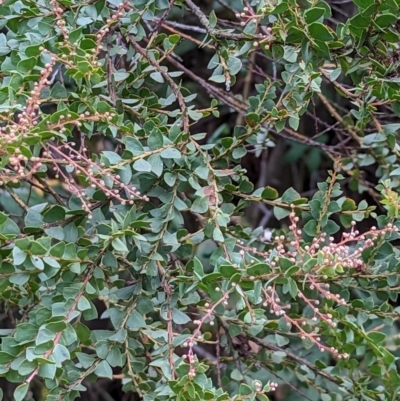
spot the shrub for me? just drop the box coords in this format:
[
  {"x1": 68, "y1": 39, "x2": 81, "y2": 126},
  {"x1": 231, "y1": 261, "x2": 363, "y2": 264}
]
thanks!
[{"x1": 1, "y1": 0, "x2": 400, "y2": 400}]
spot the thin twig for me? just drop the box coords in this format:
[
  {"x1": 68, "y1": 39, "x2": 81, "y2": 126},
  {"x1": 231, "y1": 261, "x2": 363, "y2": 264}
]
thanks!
[
  {"x1": 185, "y1": 0, "x2": 272, "y2": 42},
  {"x1": 34, "y1": 176, "x2": 67, "y2": 206},
  {"x1": 216, "y1": 323, "x2": 222, "y2": 389},
  {"x1": 128, "y1": 37, "x2": 190, "y2": 133},
  {"x1": 5, "y1": 187, "x2": 28, "y2": 212},
  {"x1": 240, "y1": 334, "x2": 353, "y2": 394}
]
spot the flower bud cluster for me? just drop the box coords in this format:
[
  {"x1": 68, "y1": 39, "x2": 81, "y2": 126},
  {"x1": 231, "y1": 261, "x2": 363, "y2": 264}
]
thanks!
[
  {"x1": 229, "y1": 210, "x2": 398, "y2": 359},
  {"x1": 183, "y1": 291, "x2": 231, "y2": 378},
  {"x1": 235, "y1": 5, "x2": 273, "y2": 46},
  {"x1": 264, "y1": 285, "x2": 348, "y2": 358},
  {"x1": 0, "y1": 58, "x2": 57, "y2": 184},
  {"x1": 0, "y1": 58, "x2": 57, "y2": 142},
  {"x1": 0, "y1": 51, "x2": 149, "y2": 212},
  {"x1": 50, "y1": 0, "x2": 71, "y2": 44},
  {"x1": 93, "y1": 1, "x2": 131, "y2": 58},
  {"x1": 43, "y1": 141, "x2": 149, "y2": 216},
  {"x1": 236, "y1": 208, "x2": 397, "y2": 274},
  {"x1": 262, "y1": 286, "x2": 290, "y2": 316}
]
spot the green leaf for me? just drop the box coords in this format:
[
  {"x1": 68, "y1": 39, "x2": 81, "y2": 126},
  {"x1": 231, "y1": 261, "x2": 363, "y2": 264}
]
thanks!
[
  {"x1": 164, "y1": 172, "x2": 176, "y2": 186},
  {"x1": 330, "y1": 68, "x2": 341, "y2": 81},
  {"x1": 281, "y1": 187, "x2": 301, "y2": 203},
  {"x1": 114, "y1": 71, "x2": 129, "y2": 81},
  {"x1": 30, "y1": 241, "x2": 47, "y2": 255},
  {"x1": 77, "y1": 16, "x2": 94, "y2": 26},
  {"x1": 0, "y1": 351, "x2": 14, "y2": 364},
  {"x1": 0, "y1": 212, "x2": 7, "y2": 225},
  {"x1": 125, "y1": 137, "x2": 144, "y2": 155},
  {"x1": 273, "y1": 206, "x2": 290, "y2": 220},
  {"x1": 133, "y1": 159, "x2": 152, "y2": 172},
  {"x1": 126, "y1": 311, "x2": 147, "y2": 330},
  {"x1": 45, "y1": 226, "x2": 65, "y2": 240},
  {"x1": 239, "y1": 383, "x2": 252, "y2": 396},
  {"x1": 304, "y1": 7, "x2": 325, "y2": 24},
  {"x1": 286, "y1": 278, "x2": 298, "y2": 298},
  {"x1": 288, "y1": 114, "x2": 300, "y2": 130},
  {"x1": 25, "y1": 209, "x2": 44, "y2": 228},
  {"x1": 353, "y1": 0, "x2": 373, "y2": 8},
  {"x1": 161, "y1": 148, "x2": 181, "y2": 159},
  {"x1": 106, "y1": 345, "x2": 122, "y2": 367},
  {"x1": 77, "y1": 352, "x2": 96, "y2": 369},
  {"x1": 148, "y1": 130, "x2": 164, "y2": 149},
  {"x1": 367, "y1": 332, "x2": 386, "y2": 344},
  {"x1": 51, "y1": 82, "x2": 68, "y2": 99},
  {"x1": 195, "y1": 166, "x2": 209, "y2": 180},
  {"x1": 149, "y1": 72, "x2": 164, "y2": 83},
  {"x1": 148, "y1": 154, "x2": 163, "y2": 176},
  {"x1": 247, "y1": 263, "x2": 271, "y2": 276},
  {"x1": 9, "y1": 273, "x2": 30, "y2": 286},
  {"x1": 172, "y1": 308, "x2": 191, "y2": 324},
  {"x1": 53, "y1": 344, "x2": 70, "y2": 367},
  {"x1": 303, "y1": 220, "x2": 317, "y2": 236},
  {"x1": 228, "y1": 57, "x2": 242, "y2": 75},
  {"x1": 244, "y1": 18, "x2": 257, "y2": 34},
  {"x1": 0, "y1": 33, "x2": 9, "y2": 56},
  {"x1": 283, "y1": 46, "x2": 298, "y2": 63},
  {"x1": 209, "y1": 10, "x2": 217, "y2": 28},
  {"x1": 112, "y1": 238, "x2": 128, "y2": 253},
  {"x1": 324, "y1": 219, "x2": 340, "y2": 235},
  {"x1": 15, "y1": 323, "x2": 38, "y2": 342},
  {"x1": 39, "y1": 362, "x2": 57, "y2": 379},
  {"x1": 308, "y1": 23, "x2": 334, "y2": 41},
  {"x1": 228, "y1": 324, "x2": 242, "y2": 337},
  {"x1": 390, "y1": 167, "x2": 400, "y2": 176},
  {"x1": 14, "y1": 384, "x2": 29, "y2": 401},
  {"x1": 94, "y1": 360, "x2": 113, "y2": 379},
  {"x1": 17, "y1": 57, "x2": 37, "y2": 73},
  {"x1": 191, "y1": 197, "x2": 209, "y2": 214},
  {"x1": 375, "y1": 13, "x2": 397, "y2": 28},
  {"x1": 78, "y1": 296, "x2": 91, "y2": 311},
  {"x1": 232, "y1": 146, "x2": 247, "y2": 159},
  {"x1": 341, "y1": 198, "x2": 356, "y2": 211},
  {"x1": 103, "y1": 151, "x2": 122, "y2": 164},
  {"x1": 213, "y1": 227, "x2": 224, "y2": 242},
  {"x1": 220, "y1": 264, "x2": 237, "y2": 278},
  {"x1": 13, "y1": 247, "x2": 27, "y2": 265},
  {"x1": 231, "y1": 368, "x2": 243, "y2": 381},
  {"x1": 261, "y1": 186, "x2": 279, "y2": 200},
  {"x1": 275, "y1": 334, "x2": 290, "y2": 347},
  {"x1": 43, "y1": 205, "x2": 66, "y2": 223}
]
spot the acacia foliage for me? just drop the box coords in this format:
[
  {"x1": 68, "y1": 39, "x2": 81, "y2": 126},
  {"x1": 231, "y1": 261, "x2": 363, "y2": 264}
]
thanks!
[{"x1": 1, "y1": 0, "x2": 400, "y2": 400}]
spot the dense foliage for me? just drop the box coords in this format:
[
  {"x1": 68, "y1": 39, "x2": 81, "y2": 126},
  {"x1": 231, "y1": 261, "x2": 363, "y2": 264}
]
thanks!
[{"x1": 1, "y1": 0, "x2": 400, "y2": 400}]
